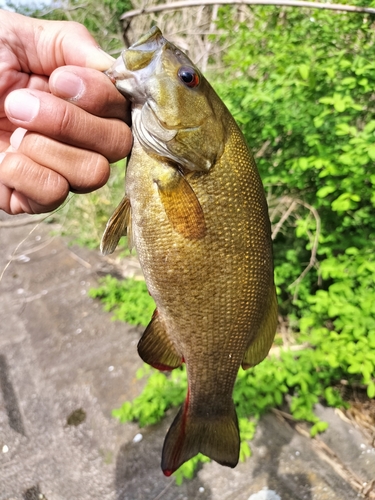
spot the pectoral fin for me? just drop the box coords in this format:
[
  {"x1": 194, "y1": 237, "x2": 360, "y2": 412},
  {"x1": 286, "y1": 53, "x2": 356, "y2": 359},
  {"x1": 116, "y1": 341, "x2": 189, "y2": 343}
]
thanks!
[
  {"x1": 242, "y1": 288, "x2": 278, "y2": 369},
  {"x1": 138, "y1": 310, "x2": 183, "y2": 371},
  {"x1": 156, "y1": 169, "x2": 206, "y2": 240},
  {"x1": 100, "y1": 196, "x2": 132, "y2": 255}
]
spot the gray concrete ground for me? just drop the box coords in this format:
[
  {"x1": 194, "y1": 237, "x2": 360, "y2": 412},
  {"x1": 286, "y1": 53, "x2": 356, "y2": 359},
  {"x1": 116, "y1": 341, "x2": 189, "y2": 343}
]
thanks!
[{"x1": 0, "y1": 212, "x2": 374, "y2": 500}]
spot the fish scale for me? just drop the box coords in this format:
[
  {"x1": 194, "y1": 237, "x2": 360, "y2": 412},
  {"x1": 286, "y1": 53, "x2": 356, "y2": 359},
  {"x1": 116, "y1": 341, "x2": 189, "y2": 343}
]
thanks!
[{"x1": 101, "y1": 26, "x2": 278, "y2": 476}]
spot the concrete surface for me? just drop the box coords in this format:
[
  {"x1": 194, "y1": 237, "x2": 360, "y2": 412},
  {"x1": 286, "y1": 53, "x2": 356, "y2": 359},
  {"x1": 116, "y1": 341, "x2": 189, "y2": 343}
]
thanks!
[{"x1": 0, "y1": 212, "x2": 374, "y2": 500}]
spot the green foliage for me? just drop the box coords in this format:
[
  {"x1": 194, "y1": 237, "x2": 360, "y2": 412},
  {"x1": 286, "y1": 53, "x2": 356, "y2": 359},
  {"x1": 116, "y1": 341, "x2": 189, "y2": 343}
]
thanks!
[
  {"x1": 212, "y1": 5, "x2": 375, "y2": 320},
  {"x1": 88, "y1": 275, "x2": 155, "y2": 326},
  {"x1": 92, "y1": 11, "x2": 375, "y2": 462},
  {"x1": 299, "y1": 248, "x2": 375, "y2": 399}
]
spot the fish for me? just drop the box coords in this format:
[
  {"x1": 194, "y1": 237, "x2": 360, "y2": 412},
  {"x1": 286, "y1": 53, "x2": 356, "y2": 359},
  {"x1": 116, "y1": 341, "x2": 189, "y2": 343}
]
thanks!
[{"x1": 101, "y1": 26, "x2": 278, "y2": 476}]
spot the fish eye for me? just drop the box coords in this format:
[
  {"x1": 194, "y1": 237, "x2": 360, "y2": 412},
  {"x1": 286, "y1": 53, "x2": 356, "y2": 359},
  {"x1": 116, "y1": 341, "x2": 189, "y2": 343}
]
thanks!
[{"x1": 178, "y1": 67, "x2": 200, "y2": 88}]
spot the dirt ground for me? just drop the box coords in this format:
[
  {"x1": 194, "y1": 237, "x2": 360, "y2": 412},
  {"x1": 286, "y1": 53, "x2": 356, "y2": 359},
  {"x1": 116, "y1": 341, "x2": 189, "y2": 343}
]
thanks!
[{"x1": 0, "y1": 212, "x2": 374, "y2": 500}]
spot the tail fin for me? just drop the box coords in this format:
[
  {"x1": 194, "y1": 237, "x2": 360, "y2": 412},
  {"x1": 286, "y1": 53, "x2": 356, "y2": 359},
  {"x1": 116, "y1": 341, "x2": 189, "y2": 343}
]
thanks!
[{"x1": 161, "y1": 400, "x2": 240, "y2": 476}]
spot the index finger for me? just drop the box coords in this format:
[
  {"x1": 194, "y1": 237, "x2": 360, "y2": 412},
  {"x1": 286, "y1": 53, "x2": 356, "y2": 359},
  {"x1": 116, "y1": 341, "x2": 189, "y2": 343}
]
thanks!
[{"x1": 2, "y1": 12, "x2": 115, "y2": 73}]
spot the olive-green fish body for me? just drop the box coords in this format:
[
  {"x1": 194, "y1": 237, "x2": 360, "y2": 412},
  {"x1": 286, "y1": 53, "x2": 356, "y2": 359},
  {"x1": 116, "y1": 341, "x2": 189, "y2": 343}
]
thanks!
[{"x1": 101, "y1": 27, "x2": 278, "y2": 476}]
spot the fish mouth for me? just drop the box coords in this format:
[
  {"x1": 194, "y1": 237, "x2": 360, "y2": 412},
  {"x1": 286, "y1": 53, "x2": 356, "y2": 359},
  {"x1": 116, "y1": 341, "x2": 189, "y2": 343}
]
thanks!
[
  {"x1": 105, "y1": 27, "x2": 167, "y2": 101},
  {"x1": 130, "y1": 25, "x2": 165, "y2": 53}
]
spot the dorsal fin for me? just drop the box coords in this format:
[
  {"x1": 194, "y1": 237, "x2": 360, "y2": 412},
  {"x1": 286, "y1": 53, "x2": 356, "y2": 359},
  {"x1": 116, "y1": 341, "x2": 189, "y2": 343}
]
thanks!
[{"x1": 242, "y1": 287, "x2": 278, "y2": 369}]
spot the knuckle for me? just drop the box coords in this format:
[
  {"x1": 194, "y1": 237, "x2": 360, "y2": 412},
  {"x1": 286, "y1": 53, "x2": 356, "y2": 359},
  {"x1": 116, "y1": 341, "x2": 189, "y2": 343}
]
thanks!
[
  {"x1": 104, "y1": 121, "x2": 132, "y2": 163},
  {"x1": 52, "y1": 105, "x2": 74, "y2": 138},
  {"x1": 42, "y1": 170, "x2": 69, "y2": 205},
  {"x1": 77, "y1": 153, "x2": 109, "y2": 192},
  {"x1": 3, "y1": 152, "x2": 69, "y2": 207}
]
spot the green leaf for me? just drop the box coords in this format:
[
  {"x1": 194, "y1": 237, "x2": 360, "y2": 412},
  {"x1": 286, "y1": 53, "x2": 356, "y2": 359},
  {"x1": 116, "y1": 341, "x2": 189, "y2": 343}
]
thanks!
[
  {"x1": 316, "y1": 185, "x2": 336, "y2": 198},
  {"x1": 367, "y1": 381, "x2": 375, "y2": 399},
  {"x1": 368, "y1": 145, "x2": 375, "y2": 161},
  {"x1": 333, "y1": 95, "x2": 346, "y2": 112},
  {"x1": 310, "y1": 421, "x2": 329, "y2": 437},
  {"x1": 298, "y1": 64, "x2": 309, "y2": 81}
]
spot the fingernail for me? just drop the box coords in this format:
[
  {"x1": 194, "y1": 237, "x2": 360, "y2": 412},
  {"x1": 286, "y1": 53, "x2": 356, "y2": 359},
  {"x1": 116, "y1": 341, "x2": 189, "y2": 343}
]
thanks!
[
  {"x1": 5, "y1": 90, "x2": 40, "y2": 122},
  {"x1": 86, "y1": 47, "x2": 115, "y2": 71},
  {"x1": 52, "y1": 71, "x2": 84, "y2": 100},
  {"x1": 10, "y1": 128, "x2": 27, "y2": 150}
]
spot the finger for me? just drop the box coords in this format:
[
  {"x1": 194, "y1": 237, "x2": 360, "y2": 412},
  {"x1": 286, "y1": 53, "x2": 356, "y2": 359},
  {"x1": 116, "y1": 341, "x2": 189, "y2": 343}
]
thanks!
[
  {"x1": 5, "y1": 12, "x2": 115, "y2": 73},
  {"x1": 0, "y1": 181, "x2": 13, "y2": 213},
  {"x1": 49, "y1": 66, "x2": 130, "y2": 123},
  {"x1": 0, "y1": 181, "x2": 30, "y2": 215},
  {"x1": 2, "y1": 188, "x2": 34, "y2": 215},
  {"x1": 40, "y1": 20, "x2": 116, "y2": 71},
  {"x1": 0, "y1": 151, "x2": 69, "y2": 213},
  {"x1": 4, "y1": 89, "x2": 132, "y2": 163},
  {"x1": 14, "y1": 130, "x2": 110, "y2": 193}
]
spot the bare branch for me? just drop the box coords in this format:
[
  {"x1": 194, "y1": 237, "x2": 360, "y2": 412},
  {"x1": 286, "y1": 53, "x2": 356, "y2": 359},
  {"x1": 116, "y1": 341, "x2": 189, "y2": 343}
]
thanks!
[
  {"x1": 289, "y1": 197, "x2": 321, "y2": 298},
  {"x1": 121, "y1": 0, "x2": 375, "y2": 21},
  {"x1": 271, "y1": 196, "x2": 297, "y2": 240},
  {"x1": 268, "y1": 195, "x2": 321, "y2": 298}
]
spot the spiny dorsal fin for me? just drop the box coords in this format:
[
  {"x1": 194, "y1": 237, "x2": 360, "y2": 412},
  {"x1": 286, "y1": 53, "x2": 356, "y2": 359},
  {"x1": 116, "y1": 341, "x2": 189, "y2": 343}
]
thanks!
[
  {"x1": 100, "y1": 196, "x2": 131, "y2": 255},
  {"x1": 138, "y1": 310, "x2": 183, "y2": 371},
  {"x1": 242, "y1": 287, "x2": 278, "y2": 369},
  {"x1": 156, "y1": 170, "x2": 206, "y2": 240}
]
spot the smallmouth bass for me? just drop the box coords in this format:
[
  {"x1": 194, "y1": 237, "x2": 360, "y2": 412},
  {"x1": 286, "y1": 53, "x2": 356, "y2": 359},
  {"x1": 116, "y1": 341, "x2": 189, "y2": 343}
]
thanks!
[{"x1": 101, "y1": 27, "x2": 278, "y2": 476}]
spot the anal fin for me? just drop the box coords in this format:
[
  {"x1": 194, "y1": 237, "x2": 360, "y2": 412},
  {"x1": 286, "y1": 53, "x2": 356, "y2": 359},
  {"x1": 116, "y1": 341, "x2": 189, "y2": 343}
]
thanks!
[
  {"x1": 100, "y1": 196, "x2": 132, "y2": 255},
  {"x1": 138, "y1": 310, "x2": 183, "y2": 371},
  {"x1": 242, "y1": 287, "x2": 278, "y2": 369}
]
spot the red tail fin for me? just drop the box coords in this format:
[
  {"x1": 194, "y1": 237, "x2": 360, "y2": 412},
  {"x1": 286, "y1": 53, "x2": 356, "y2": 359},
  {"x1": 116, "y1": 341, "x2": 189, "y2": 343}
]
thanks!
[{"x1": 161, "y1": 398, "x2": 240, "y2": 476}]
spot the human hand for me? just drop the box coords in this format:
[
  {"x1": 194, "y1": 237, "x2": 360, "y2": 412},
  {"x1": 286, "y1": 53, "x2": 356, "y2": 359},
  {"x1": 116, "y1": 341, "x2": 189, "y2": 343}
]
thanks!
[{"x1": 0, "y1": 10, "x2": 132, "y2": 215}]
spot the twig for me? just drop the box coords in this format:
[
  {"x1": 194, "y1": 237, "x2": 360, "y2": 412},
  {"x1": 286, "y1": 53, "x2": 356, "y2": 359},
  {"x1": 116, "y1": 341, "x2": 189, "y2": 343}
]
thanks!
[
  {"x1": 67, "y1": 248, "x2": 92, "y2": 269},
  {"x1": 270, "y1": 195, "x2": 321, "y2": 298},
  {"x1": 273, "y1": 409, "x2": 375, "y2": 498},
  {"x1": 120, "y1": 0, "x2": 375, "y2": 20},
  {"x1": 268, "y1": 342, "x2": 310, "y2": 358},
  {"x1": 290, "y1": 198, "x2": 321, "y2": 299},
  {"x1": 295, "y1": 423, "x2": 375, "y2": 498},
  {"x1": 271, "y1": 196, "x2": 297, "y2": 240},
  {"x1": 255, "y1": 139, "x2": 271, "y2": 159},
  {"x1": 271, "y1": 408, "x2": 298, "y2": 421}
]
